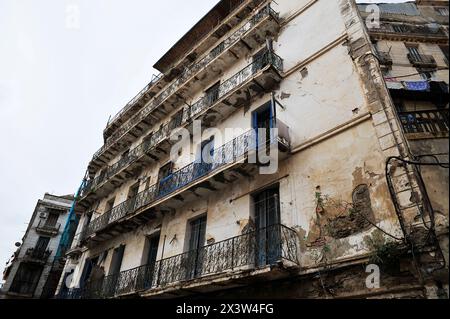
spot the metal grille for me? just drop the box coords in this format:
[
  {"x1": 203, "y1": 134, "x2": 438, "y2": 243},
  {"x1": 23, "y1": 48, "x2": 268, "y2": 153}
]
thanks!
[
  {"x1": 399, "y1": 109, "x2": 449, "y2": 134},
  {"x1": 82, "y1": 115, "x2": 290, "y2": 240},
  {"x1": 90, "y1": 3, "x2": 279, "y2": 164},
  {"x1": 68, "y1": 224, "x2": 298, "y2": 299}
]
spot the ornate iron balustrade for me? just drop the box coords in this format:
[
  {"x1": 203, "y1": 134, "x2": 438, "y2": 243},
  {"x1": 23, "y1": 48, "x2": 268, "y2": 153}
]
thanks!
[
  {"x1": 72, "y1": 224, "x2": 298, "y2": 299},
  {"x1": 55, "y1": 288, "x2": 82, "y2": 299},
  {"x1": 106, "y1": 74, "x2": 163, "y2": 130},
  {"x1": 90, "y1": 3, "x2": 279, "y2": 162},
  {"x1": 24, "y1": 248, "x2": 52, "y2": 262},
  {"x1": 36, "y1": 220, "x2": 61, "y2": 235},
  {"x1": 80, "y1": 50, "x2": 283, "y2": 199},
  {"x1": 377, "y1": 51, "x2": 393, "y2": 66},
  {"x1": 66, "y1": 231, "x2": 84, "y2": 254},
  {"x1": 82, "y1": 129, "x2": 258, "y2": 238},
  {"x1": 82, "y1": 119, "x2": 290, "y2": 239},
  {"x1": 407, "y1": 53, "x2": 437, "y2": 67},
  {"x1": 370, "y1": 24, "x2": 447, "y2": 38},
  {"x1": 399, "y1": 109, "x2": 449, "y2": 134},
  {"x1": 8, "y1": 280, "x2": 36, "y2": 296}
]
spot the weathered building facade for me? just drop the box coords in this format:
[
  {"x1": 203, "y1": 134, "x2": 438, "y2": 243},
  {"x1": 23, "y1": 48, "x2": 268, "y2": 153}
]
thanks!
[
  {"x1": 57, "y1": 0, "x2": 449, "y2": 299},
  {"x1": 358, "y1": 0, "x2": 449, "y2": 298},
  {"x1": 1, "y1": 193, "x2": 74, "y2": 299}
]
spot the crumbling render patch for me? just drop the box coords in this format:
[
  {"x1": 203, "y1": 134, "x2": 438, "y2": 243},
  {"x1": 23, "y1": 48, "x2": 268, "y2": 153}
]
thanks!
[
  {"x1": 327, "y1": 184, "x2": 375, "y2": 239},
  {"x1": 308, "y1": 184, "x2": 375, "y2": 244}
]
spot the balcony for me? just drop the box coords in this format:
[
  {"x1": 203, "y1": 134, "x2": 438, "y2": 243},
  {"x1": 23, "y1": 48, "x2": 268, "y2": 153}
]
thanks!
[
  {"x1": 35, "y1": 220, "x2": 61, "y2": 236},
  {"x1": 7, "y1": 280, "x2": 35, "y2": 298},
  {"x1": 103, "y1": 74, "x2": 164, "y2": 143},
  {"x1": 88, "y1": 3, "x2": 280, "y2": 175},
  {"x1": 377, "y1": 51, "x2": 393, "y2": 66},
  {"x1": 368, "y1": 23, "x2": 448, "y2": 43},
  {"x1": 66, "y1": 224, "x2": 299, "y2": 299},
  {"x1": 65, "y1": 232, "x2": 84, "y2": 258},
  {"x1": 81, "y1": 120, "x2": 290, "y2": 244},
  {"x1": 78, "y1": 51, "x2": 284, "y2": 207},
  {"x1": 23, "y1": 248, "x2": 52, "y2": 264},
  {"x1": 399, "y1": 109, "x2": 449, "y2": 137},
  {"x1": 407, "y1": 53, "x2": 438, "y2": 69}
]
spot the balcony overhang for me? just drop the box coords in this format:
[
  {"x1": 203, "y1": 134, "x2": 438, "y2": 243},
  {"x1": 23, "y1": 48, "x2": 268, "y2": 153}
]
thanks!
[
  {"x1": 81, "y1": 126, "x2": 290, "y2": 246},
  {"x1": 102, "y1": 75, "x2": 167, "y2": 147},
  {"x1": 87, "y1": 3, "x2": 279, "y2": 177},
  {"x1": 154, "y1": 0, "x2": 266, "y2": 75},
  {"x1": 155, "y1": 6, "x2": 280, "y2": 118},
  {"x1": 368, "y1": 30, "x2": 448, "y2": 44},
  {"x1": 71, "y1": 224, "x2": 299, "y2": 299},
  {"x1": 139, "y1": 262, "x2": 299, "y2": 299},
  {"x1": 5, "y1": 291, "x2": 34, "y2": 299},
  {"x1": 65, "y1": 245, "x2": 84, "y2": 259},
  {"x1": 22, "y1": 256, "x2": 50, "y2": 266},
  {"x1": 104, "y1": 0, "x2": 274, "y2": 144},
  {"x1": 35, "y1": 222, "x2": 60, "y2": 237},
  {"x1": 77, "y1": 54, "x2": 283, "y2": 209},
  {"x1": 35, "y1": 227, "x2": 59, "y2": 237}
]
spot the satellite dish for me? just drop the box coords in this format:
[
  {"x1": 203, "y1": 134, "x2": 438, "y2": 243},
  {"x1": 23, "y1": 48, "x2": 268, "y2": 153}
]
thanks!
[{"x1": 14, "y1": 242, "x2": 21, "y2": 247}]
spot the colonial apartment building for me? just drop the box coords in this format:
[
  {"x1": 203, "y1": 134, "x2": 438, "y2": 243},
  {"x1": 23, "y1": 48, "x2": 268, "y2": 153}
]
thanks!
[
  {"x1": 1, "y1": 193, "x2": 74, "y2": 299},
  {"x1": 358, "y1": 0, "x2": 449, "y2": 298},
  {"x1": 57, "y1": 0, "x2": 449, "y2": 299}
]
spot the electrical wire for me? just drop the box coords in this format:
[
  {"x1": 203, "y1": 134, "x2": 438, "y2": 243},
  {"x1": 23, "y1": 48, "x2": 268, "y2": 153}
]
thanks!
[
  {"x1": 384, "y1": 67, "x2": 449, "y2": 80},
  {"x1": 385, "y1": 155, "x2": 448, "y2": 272}
]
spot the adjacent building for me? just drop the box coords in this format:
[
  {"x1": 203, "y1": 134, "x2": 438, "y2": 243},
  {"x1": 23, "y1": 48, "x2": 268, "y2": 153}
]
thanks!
[
  {"x1": 359, "y1": 0, "x2": 449, "y2": 296},
  {"x1": 57, "y1": 0, "x2": 448, "y2": 299},
  {"x1": 1, "y1": 193, "x2": 74, "y2": 299}
]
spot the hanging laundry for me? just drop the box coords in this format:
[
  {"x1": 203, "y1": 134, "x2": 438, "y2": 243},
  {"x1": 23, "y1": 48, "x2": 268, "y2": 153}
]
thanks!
[
  {"x1": 385, "y1": 81, "x2": 404, "y2": 90},
  {"x1": 403, "y1": 81, "x2": 430, "y2": 91}
]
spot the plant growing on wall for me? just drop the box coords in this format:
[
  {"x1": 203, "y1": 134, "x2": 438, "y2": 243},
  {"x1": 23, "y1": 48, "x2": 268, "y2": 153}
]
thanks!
[
  {"x1": 365, "y1": 230, "x2": 406, "y2": 275},
  {"x1": 312, "y1": 185, "x2": 375, "y2": 240}
]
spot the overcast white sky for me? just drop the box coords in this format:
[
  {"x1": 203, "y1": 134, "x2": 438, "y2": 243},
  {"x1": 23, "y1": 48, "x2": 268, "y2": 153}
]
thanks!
[{"x1": 0, "y1": 0, "x2": 411, "y2": 273}]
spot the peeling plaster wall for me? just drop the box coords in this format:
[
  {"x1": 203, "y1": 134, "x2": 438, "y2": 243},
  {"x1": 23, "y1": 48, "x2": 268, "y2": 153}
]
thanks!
[{"x1": 65, "y1": 0, "x2": 448, "y2": 298}]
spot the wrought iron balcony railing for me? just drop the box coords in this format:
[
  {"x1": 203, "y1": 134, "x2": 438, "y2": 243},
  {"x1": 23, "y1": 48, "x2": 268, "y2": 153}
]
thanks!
[
  {"x1": 79, "y1": 50, "x2": 283, "y2": 199},
  {"x1": 8, "y1": 280, "x2": 36, "y2": 296},
  {"x1": 55, "y1": 288, "x2": 82, "y2": 299},
  {"x1": 91, "y1": 3, "x2": 279, "y2": 163},
  {"x1": 66, "y1": 224, "x2": 298, "y2": 299},
  {"x1": 36, "y1": 220, "x2": 61, "y2": 235},
  {"x1": 24, "y1": 248, "x2": 52, "y2": 262},
  {"x1": 407, "y1": 53, "x2": 437, "y2": 67},
  {"x1": 369, "y1": 24, "x2": 447, "y2": 39},
  {"x1": 82, "y1": 120, "x2": 289, "y2": 240},
  {"x1": 105, "y1": 74, "x2": 163, "y2": 131},
  {"x1": 399, "y1": 109, "x2": 449, "y2": 134},
  {"x1": 65, "y1": 231, "x2": 85, "y2": 257},
  {"x1": 377, "y1": 51, "x2": 393, "y2": 66}
]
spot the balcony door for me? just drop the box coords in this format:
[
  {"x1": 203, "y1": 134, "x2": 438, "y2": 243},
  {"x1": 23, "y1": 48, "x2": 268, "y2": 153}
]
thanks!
[
  {"x1": 79, "y1": 255, "x2": 100, "y2": 297},
  {"x1": 34, "y1": 236, "x2": 50, "y2": 255},
  {"x1": 205, "y1": 81, "x2": 220, "y2": 105},
  {"x1": 186, "y1": 216, "x2": 207, "y2": 280},
  {"x1": 195, "y1": 136, "x2": 214, "y2": 178},
  {"x1": 9, "y1": 263, "x2": 43, "y2": 296},
  {"x1": 252, "y1": 101, "x2": 274, "y2": 148},
  {"x1": 406, "y1": 45, "x2": 422, "y2": 62},
  {"x1": 157, "y1": 162, "x2": 174, "y2": 197},
  {"x1": 139, "y1": 234, "x2": 160, "y2": 290},
  {"x1": 254, "y1": 187, "x2": 281, "y2": 267},
  {"x1": 253, "y1": 47, "x2": 269, "y2": 73},
  {"x1": 105, "y1": 197, "x2": 115, "y2": 213},
  {"x1": 106, "y1": 245, "x2": 125, "y2": 296},
  {"x1": 127, "y1": 182, "x2": 140, "y2": 212}
]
